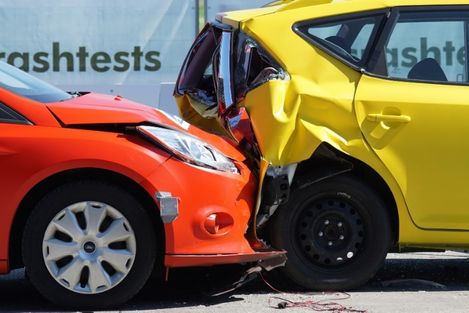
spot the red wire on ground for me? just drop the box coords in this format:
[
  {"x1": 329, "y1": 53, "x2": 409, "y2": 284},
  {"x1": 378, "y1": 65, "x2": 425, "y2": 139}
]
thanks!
[{"x1": 260, "y1": 273, "x2": 367, "y2": 313}]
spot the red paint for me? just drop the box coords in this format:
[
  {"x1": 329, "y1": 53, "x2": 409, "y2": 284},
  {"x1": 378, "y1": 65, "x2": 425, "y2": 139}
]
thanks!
[
  {"x1": 0, "y1": 90, "x2": 276, "y2": 273},
  {"x1": 0, "y1": 260, "x2": 7, "y2": 274}
]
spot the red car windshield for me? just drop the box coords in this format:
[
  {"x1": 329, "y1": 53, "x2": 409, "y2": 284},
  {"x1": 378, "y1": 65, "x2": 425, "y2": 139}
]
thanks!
[{"x1": 0, "y1": 61, "x2": 72, "y2": 103}]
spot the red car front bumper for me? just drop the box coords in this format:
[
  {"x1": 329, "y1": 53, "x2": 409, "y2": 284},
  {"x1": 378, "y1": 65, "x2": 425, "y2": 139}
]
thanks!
[{"x1": 142, "y1": 156, "x2": 285, "y2": 268}]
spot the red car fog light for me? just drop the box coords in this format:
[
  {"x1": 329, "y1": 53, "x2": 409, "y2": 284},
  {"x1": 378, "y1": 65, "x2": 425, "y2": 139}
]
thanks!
[{"x1": 203, "y1": 212, "x2": 234, "y2": 235}]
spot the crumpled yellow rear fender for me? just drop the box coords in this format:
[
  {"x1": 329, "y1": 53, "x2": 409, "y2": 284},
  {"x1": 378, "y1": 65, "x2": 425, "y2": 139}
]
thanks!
[
  {"x1": 239, "y1": 48, "x2": 364, "y2": 164},
  {"x1": 236, "y1": 12, "x2": 420, "y2": 247},
  {"x1": 241, "y1": 72, "x2": 469, "y2": 248},
  {"x1": 238, "y1": 70, "x2": 423, "y2": 247}
]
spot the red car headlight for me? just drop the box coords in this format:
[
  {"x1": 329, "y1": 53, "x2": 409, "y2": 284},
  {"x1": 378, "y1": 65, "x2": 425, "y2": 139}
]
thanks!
[{"x1": 137, "y1": 125, "x2": 239, "y2": 174}]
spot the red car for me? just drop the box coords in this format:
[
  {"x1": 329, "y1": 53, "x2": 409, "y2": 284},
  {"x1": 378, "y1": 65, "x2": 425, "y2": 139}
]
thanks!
[{"x1": 0, "y1": 62, "x2": 284, "y2": 308}]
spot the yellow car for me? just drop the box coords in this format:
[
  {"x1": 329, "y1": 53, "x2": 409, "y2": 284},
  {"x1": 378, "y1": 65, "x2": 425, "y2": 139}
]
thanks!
[{"x1": 175, "y1": 0, "x2": 469, "y2": 290}]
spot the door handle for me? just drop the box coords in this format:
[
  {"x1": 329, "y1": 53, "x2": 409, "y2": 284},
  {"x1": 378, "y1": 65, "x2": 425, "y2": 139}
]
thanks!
[{"x1": 366, "y1": 114, "x2": 411, "y2": 123}]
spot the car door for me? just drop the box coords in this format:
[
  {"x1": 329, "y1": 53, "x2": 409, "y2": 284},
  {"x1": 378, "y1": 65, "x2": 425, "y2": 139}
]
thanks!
[{"x1": 355, "y1": 7, "x2": 469, "y2": 230}]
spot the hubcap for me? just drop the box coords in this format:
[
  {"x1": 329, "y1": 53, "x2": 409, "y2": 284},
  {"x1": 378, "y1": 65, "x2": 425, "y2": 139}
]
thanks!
[
  {"x1": 296, "y1": 198, "x2": 364, "y2": 267},
  {"x1": 42, "y1": 201, "x2": 137, "y2": 294}
]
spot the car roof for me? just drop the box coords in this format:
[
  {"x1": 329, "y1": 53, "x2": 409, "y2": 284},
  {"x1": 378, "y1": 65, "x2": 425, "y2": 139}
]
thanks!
[
  {"x1": 276, "y1": 0, "x2": 469, "y2": 10},
  {"x1": 220, "y1": 0, "x2": 469, "y2": 26}
]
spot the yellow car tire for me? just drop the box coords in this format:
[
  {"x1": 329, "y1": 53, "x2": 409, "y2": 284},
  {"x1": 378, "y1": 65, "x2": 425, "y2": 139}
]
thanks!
[{"x1": 270, "y1": 175, "x2": 391, "y2": 290}]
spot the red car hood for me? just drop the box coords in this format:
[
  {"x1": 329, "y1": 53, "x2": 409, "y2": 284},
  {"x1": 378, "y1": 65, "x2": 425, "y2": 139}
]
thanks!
[{"x1": 47, "y1": 93, "x2": 246, "y2": 161}]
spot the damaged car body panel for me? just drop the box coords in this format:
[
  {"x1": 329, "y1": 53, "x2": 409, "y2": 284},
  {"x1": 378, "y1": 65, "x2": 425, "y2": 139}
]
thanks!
[
  {"x1": 175, "y1": 0, "x2": 469, "y2": 291},
  {"x1": 0, "y1": 59, "x2": 287, "y2": 308},
  {"x1": 175, "y1": 5, "x2": 406, "y2": 227},
  {"x1": 175, "y1": 24, "x2": 228, "y2": 136},
  {"x1": 176, "y1": 0, "x2": 469, "y2": 248}
]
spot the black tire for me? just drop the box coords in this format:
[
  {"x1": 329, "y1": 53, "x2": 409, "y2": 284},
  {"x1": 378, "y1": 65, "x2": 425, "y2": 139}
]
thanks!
[
  {"x1": 22, "y1": 181, "x2": 157, "y2": 309},
  {"x1": 270, "y1": 175, "x2": 391, "y2": 290}
]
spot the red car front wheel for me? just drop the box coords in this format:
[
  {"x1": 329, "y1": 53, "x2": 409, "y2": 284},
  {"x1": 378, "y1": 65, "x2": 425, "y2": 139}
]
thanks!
[{"x1": 22, "y1": 181, "x2": 157, "y2": 309}]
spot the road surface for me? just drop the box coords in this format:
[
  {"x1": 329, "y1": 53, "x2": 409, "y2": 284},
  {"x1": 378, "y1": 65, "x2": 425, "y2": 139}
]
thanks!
[{"x1": 1, "y1": 252, "x2": 469, "y2": 312}]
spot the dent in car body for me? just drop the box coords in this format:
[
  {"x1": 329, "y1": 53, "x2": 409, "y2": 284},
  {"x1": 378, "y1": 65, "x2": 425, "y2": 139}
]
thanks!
[{"x1": 175, "y1": 0, "x2": 469, "y2": 250}]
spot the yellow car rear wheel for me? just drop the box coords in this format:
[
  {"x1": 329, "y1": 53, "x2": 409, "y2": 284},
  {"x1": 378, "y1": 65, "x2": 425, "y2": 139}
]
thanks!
[{"x1": 271, "y1": 175, "x2": 391, "y2": 290}]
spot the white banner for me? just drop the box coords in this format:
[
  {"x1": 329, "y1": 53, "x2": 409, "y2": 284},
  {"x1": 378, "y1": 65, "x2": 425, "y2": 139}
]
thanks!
[
  {"x1": 0, "y1": 0, "x2": 197, "y2": 110},
  {"x1": 205, "y1": 0, "x2": 272, "y2": 21}
]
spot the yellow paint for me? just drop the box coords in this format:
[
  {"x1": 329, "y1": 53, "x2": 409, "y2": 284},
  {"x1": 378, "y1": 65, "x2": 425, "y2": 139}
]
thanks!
[
  {"x1": 176, "y1": 0, "x2": 469, "y2": 249},
  {"x1": 356, "y1": 75, "x2": 469, "y2": 231},
  {"x1": 220, "y1": 0, "x2": 469, "y2": 27},
  {"x1": 255, "y1": 158, "x2": 270, "y2": 217},
  {"x1": 175, "y1": 94, "x2": 228, "y2": 136}
]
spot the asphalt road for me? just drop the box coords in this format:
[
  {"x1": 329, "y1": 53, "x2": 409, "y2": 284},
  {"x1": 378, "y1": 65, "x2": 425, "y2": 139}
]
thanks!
[{"x1": 1, "y1": 252, "x2": 469, "y2": 313}]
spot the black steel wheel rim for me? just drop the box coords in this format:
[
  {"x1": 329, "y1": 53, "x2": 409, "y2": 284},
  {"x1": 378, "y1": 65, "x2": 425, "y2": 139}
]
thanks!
[{"x1": 295, "y1": 197, "x2": 365, "y2": 268}]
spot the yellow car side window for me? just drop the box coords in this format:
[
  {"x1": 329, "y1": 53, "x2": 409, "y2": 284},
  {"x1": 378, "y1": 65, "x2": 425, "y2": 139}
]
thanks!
[
  {"x1": 295, "y1": 13, "x2": 385, "y2": 67},
  {"x1": 372, "y1": 11, "x2": 468, "y2": 84}
]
